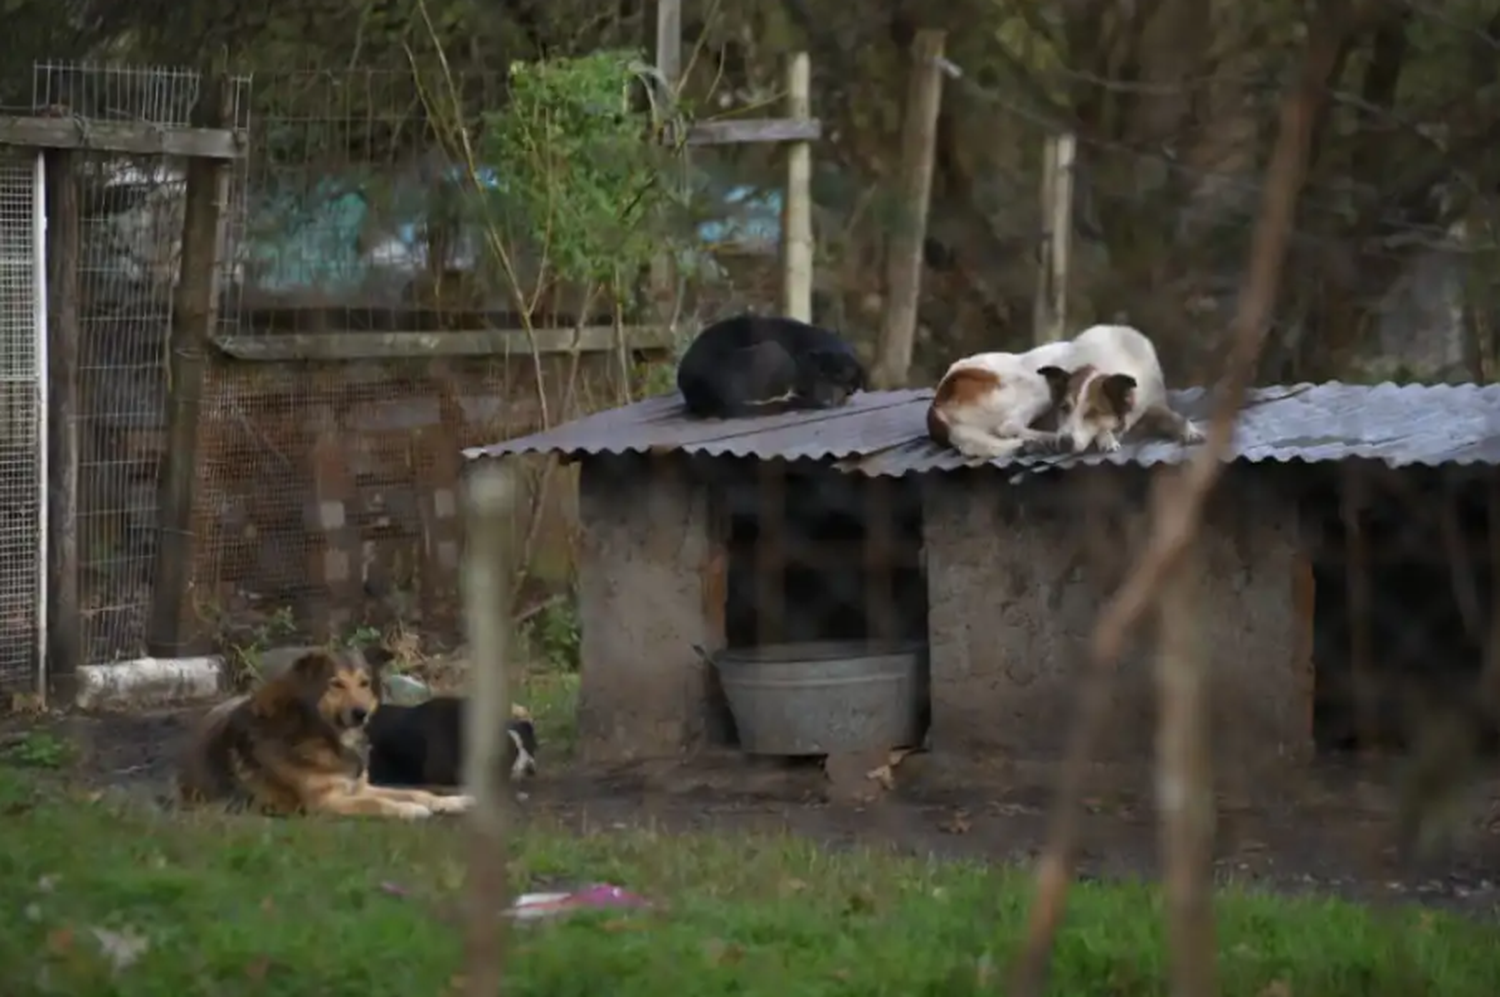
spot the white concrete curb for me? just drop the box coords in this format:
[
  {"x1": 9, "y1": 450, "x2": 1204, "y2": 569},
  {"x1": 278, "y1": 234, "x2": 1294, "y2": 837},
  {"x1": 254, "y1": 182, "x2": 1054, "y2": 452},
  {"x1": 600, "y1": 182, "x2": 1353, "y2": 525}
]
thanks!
[{"x1": 74, "y1": 656, "x2": 224, "y2": 711}]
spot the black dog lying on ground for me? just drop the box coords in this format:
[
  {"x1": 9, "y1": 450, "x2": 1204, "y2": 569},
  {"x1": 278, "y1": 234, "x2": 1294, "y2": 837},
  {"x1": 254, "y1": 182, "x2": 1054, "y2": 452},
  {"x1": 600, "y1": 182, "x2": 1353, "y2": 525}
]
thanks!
[
  {"x1": 675, "y1": 313, "x2": 868, "y2": 418},
  {"x1": 366, "y1": 697, "x2": 539, "y2": 788}
]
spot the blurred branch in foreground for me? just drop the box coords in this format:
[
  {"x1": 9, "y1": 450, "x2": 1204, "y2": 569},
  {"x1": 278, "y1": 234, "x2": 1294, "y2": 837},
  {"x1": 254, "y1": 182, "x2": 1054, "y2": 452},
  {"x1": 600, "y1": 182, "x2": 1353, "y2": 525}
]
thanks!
[
  {"x1": 461, "y1": 460, "x2": 520, "y2": 997},
  {"x1": 1007, "y1": 2, "x2": 1358, "y2": 995}
]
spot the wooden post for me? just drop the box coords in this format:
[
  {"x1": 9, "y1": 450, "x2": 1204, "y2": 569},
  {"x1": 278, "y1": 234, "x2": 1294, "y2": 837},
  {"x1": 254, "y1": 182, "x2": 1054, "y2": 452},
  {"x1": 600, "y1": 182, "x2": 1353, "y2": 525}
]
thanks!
[
  {"x1": 1484, "y1": 470, "x2": 1500, "y2": 715},
  {"x1": 871, "y1": 30, "x2": 946, "y2": 389},
  {"x1": 1033, "y1": 136, "x2": 1057, "y2": 343},
  {"x1": 699, "y1": 483, "x2": 733, "y2": 745},
  {"x1": 146, "y1": 74, "x2": 233, "y2": 656},
  {"x1": 782, "y1": 52, "x2": 814, "y2": 323},
  {"x1": 654, "y1": 0, "x2": 682, "y2": 94},
  {"x1": 1153, "y1": 496, "x2": 1218, "y2": 997},
  {"x1": 648, "y1": 0, "x2": 683, "y2": 328},
  {"x1": 756, "y1": 462, "x2": 786, "y2": 645},
  {"x1": 44, "y1": 149, "x2": 80, "y2": 698},
  {"x1": 1033, "y1": 131, "x2": 1077, "y2": 345},
  {"x1": 460, "y1": 459, "x2": 518, "y2": 997},
  {"x1": 864, "y1": 477, "x2": 896, "y2": 642},
  {"x1": 1341, "y1": 463, "x2": 1375, "y2": 750},
  {"x1": 1463, "y1": 205, "x2": 1495, "y2": 382}
]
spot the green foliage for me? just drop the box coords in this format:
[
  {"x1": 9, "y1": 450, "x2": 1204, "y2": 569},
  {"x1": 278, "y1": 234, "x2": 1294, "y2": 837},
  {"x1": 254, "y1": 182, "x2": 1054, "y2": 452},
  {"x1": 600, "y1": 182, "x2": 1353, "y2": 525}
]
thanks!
[
  {"x1": 0, "y1": 731, "x2": 73, "y2": 770},
  {"x1": 341, "y1": 625, "x2": 385, "y2": 651},
  {"x1": 633, "y1": 357, "x2": 679, "y2": 398},
  {"x1": 479, "y1": 50, "x2": 681, "y2": 294},
  {"x1": 522, "y1": 596, "x2": 582, "y2": 673},
  {"x1": 523, "y1": 671, "x2": 581, "y2": 758}
]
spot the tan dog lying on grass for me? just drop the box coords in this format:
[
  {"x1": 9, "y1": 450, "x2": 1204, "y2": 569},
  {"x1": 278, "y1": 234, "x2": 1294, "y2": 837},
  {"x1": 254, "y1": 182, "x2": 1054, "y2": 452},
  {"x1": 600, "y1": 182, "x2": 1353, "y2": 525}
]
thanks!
[{"x1": 177, "y1": 647, "x2": 474, "y2": 820}]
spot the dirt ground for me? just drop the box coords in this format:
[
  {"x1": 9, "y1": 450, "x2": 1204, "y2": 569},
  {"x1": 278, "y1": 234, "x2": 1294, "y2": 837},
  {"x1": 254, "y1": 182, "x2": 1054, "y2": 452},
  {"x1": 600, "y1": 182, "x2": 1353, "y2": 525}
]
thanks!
[{"x1": 4, "y1": 704, "x2": 1500, "y2": 919}]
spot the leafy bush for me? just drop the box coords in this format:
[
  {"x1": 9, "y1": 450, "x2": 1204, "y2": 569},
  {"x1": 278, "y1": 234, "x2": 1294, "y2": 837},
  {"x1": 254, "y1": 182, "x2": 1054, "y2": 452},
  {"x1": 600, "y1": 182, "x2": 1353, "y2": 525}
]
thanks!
[
  {"x1": 523, "y1": 596, "x2": 582, "y2": 673},
  {"x1": 479, "y1": 50, "x2": 683, "y2": 298}
]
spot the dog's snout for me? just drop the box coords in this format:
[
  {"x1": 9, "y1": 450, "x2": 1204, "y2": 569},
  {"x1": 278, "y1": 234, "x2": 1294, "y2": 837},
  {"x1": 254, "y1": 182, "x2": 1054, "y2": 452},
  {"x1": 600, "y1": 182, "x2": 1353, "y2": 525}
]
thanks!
[{"x1": 348, "y1": 707, "x2": 370, "y2": 726}]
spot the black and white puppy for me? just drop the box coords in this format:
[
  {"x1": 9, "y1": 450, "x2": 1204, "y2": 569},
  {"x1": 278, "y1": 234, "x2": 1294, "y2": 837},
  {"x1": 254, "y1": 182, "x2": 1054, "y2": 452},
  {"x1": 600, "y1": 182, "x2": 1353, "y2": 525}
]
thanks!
[
  {"x1": 676, "y1": 313, "x2": 867, "y2": 419},
  {"x1": 366, "y1": 697, "x2": 538, "y2": 789}
]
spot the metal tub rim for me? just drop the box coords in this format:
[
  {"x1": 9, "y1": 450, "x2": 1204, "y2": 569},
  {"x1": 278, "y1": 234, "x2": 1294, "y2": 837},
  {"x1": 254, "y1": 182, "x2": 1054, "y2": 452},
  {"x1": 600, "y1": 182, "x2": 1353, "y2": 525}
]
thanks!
[{"x1": 713, "y1": 639, "x2": 924, "y2": 668}]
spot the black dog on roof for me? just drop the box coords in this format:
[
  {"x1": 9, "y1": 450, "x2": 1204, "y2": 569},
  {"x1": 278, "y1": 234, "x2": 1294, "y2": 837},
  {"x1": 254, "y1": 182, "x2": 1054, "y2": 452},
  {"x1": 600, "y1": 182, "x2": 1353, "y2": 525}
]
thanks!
[
  {"x1": 366, "y1": 697, "x2": 538, "y2": 789},
  {"x1": 675, "y1": 314, "x2": 868, "y2": 419}
]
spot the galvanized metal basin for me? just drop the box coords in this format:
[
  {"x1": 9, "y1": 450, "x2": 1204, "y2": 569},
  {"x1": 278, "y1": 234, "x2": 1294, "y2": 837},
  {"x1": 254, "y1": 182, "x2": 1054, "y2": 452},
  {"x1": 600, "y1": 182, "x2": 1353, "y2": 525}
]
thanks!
[{"x1": 713, "y1": 640, "x2": 927, "y2": 756}]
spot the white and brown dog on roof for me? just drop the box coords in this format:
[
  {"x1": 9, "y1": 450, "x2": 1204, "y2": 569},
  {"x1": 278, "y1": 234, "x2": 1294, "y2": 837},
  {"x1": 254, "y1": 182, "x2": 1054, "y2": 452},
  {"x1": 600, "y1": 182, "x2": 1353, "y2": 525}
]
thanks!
[
  {"x1": 925, "y1": 341, "x2": 1074, "y2": 460},
  {"x1": 926, "y1": 323, "x2": 1204, "y2": 459},
  {"x1": 1042, "y1": 323, "x2": 1205, "y2": 454}
]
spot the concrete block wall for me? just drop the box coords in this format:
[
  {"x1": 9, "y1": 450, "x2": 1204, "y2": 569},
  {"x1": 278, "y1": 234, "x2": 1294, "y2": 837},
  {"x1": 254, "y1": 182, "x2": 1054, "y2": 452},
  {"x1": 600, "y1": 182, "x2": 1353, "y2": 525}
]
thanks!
[
  {"x1": 575, "y1": 453, "x2": 724, "y2": 763},
  {"x1": 921, "y1": 465, "x2": 1313, "y2": 773}
]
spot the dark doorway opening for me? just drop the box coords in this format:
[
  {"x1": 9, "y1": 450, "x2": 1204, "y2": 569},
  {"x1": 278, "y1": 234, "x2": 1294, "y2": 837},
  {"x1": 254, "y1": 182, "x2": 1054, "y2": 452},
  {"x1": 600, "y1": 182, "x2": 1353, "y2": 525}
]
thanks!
[{"x1": 1303, "y1": 464, "x2": 1498, "y2": 757}]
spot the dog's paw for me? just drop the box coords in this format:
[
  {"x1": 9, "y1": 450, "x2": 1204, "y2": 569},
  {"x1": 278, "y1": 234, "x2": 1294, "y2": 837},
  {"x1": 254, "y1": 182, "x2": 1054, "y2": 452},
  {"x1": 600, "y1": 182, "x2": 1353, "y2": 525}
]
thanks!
[
  {"x1": 1181, "y1": 422, "x2": 1206, "y2": 444},
  {"x1": 393, "y1": 801, "x2": 434, "y2": 820},
  {"x1": 1098, "y1": 434, "x2": 1122, "y2": 453},
  {"x1": 1018, "y1": 435, "x2": 1066, "y2": 457},
  {"x1": 431, "y1": 794, "x2": 475, "y2": 814}
]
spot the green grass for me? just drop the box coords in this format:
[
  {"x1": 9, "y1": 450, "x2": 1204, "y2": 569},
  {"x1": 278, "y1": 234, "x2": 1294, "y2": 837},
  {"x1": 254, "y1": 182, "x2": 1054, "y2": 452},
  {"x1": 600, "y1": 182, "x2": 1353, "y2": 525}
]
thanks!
[
  {"x1": 521, "y1": 671, "x2": 580, "y2": 759},
  {"x1": 1, "y1": 729, "x2": 75, "y2": 769},
  {"x1": 0, "y1": 766, "x2": 1495, "y2": 997}
]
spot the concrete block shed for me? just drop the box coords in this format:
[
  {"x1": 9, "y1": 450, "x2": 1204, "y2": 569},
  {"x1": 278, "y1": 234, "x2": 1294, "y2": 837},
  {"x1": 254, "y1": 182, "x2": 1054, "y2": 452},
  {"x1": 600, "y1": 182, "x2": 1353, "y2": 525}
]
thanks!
[{"x1": 466, "y1": 383, "x2": 1500, "y2": 769}]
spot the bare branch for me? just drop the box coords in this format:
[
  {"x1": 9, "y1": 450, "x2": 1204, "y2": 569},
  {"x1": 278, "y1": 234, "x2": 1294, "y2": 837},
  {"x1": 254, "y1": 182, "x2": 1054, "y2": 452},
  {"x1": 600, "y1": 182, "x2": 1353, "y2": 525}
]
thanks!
[
  {"x1": 1007, "y1": 4, "x2": 1352, "y2": 994},
  {"x1": 1154, "y1": 495, "x2": 1217, "y2": 997}
]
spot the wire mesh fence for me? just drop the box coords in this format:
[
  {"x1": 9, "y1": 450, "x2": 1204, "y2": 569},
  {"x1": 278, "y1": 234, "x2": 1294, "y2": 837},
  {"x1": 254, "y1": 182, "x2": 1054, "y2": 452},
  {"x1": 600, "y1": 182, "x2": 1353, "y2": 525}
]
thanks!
[
  {"x1": 29, "y1": 64, "x2": 252, "y2": 665},
  {"x1": 189, "y1": 66, "x2": 658, "y2": 659},
  {"x1": 0, "y1": 57, "x2": 791, "y2": 679},
  {"x1": 0, "y1": 151, "x2": 43, "y2": 694}
]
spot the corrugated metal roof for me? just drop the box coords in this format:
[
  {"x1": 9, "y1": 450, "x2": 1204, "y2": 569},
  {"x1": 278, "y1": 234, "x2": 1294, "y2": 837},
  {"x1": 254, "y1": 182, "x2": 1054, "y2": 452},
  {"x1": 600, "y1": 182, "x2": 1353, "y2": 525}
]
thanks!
[
  {"x1": 463, "y1": 382, "x2": 1500, "y2": 476},
  {"x1": 464, "y1": 389, "x2": 931, "y2": 463}
]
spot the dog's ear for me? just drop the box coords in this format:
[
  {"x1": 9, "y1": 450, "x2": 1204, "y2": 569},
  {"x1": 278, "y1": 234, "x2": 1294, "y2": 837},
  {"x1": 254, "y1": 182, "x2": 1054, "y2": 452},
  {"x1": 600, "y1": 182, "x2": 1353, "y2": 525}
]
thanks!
[
  {"x1": 1100, "y1": 374, "x2": 1138, "y2": 416},
  {"x1": 289, "y1": 651, "x2": 338, "y2": 685},
  {"x1": 1037, "y1": 366, "x2": 1073, "y2": 404},
  {"x1": 252, "y1": 650, "x2": 336, "y2": 715}
]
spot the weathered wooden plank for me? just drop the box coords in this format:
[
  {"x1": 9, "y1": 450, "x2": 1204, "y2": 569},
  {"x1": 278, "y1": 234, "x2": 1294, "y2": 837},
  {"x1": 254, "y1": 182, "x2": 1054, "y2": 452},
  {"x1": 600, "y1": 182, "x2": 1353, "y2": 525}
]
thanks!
[
  {"x1": 871, "y1": 30, "x2": 945, "y2": 388},
  {"x1": 648, "y1": 0, "x2": 685, "y2": 339},
  {"x1": 0, "y1": 116, "x2": 245, "y2": 159},
  {"x1": 211, "y1": 327, "x2": 677, "y2": 361},
  {"x1": 148, "y1": 75, "x2": 234, "y2": 655},
  {"x1": 685, "y1": 117, "x2": 822, "y2": 146},
  {"x1": 235, "y1": 304, "x2": 615, "y2": 335},
  {"x1": 45, "y1": 148, "x2": 81, "y2": 698},
  {"x1": 782, "y1": 54, "x2": 813, "y2": 322}
]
